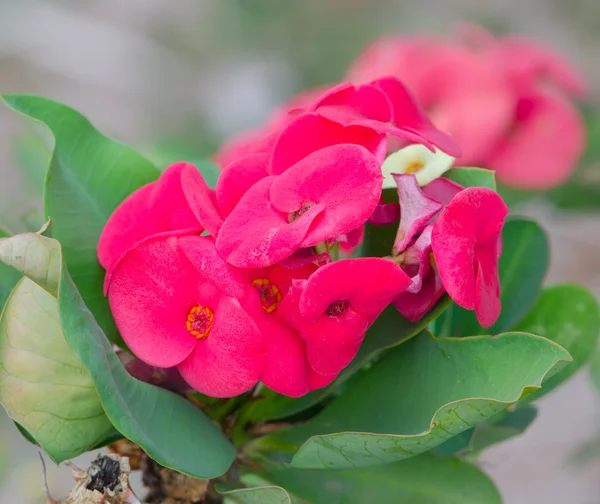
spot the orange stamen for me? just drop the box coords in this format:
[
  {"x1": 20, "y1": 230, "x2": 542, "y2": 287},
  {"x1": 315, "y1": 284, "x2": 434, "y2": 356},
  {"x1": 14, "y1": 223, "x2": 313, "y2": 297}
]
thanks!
[
  {"x1": 186, "y1": 305, "x2": 214, "y2": 339},
  {"x1": 252, "y1": 278, "x2": 282, "y2": 313}
]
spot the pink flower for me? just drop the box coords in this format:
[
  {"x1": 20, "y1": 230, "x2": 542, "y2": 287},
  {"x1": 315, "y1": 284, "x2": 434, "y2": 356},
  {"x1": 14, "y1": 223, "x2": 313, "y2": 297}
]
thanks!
[
  {"x1": 216, "y1": 144, "x2": 383, "y2": 268},
  {"x1": 107, "y1": 232, "x2": 266, "y2": 398},
  {"x1": 431, "y1": 187, "x2": 509, "y2": 327},
  {"x1": 98, "y1": 162, "x2": 222, "y2": 274},
  {"x1": 278, "y1": 258, "x2": 411, "y2": 375},
  {"x1": 238, "y1": 263, "x2": 336, "y2": 397},
  {"x1": 347, "y1": 26, "x2": 587, "y2": 189}
]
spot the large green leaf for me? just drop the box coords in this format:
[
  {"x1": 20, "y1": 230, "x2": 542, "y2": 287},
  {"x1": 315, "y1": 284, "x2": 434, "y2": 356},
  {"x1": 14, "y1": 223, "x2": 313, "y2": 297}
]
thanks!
[
  {"x1": 251, "y1": 331, "x2": 570, "y2": 469},
  {"x1": 0, "y1": 277, "x2": 115, "y2": 462},
  {"x1": 2, "y1": 94, "x2": 160, "y2": 343},
  {"x1": 246, "y1": 299, "x2": 449, "y2": 423},
  {"x1": 444, "y1": 167, "x2": 496, "y2": 190},
  {"x1": 436, "y1": 218, "x2": 549, "y2": 337},
  {"x1": 514, "y1": 284, "x2": 600, "y2": 401},
  {"x1": 0, "y1": 228, "x2": 22, "y2": 308},
  {"x1": 263, "y1": 453, "x2": 501, "y2": 504},
  {"x1": 0, "y1": 230, "x2": 235, "y2": 478}
]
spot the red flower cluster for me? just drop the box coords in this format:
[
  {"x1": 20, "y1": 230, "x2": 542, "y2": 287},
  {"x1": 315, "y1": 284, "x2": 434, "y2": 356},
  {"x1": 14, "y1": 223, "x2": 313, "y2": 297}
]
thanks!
[
  {"x1": 99, "y1": 77, "x2": 507, "y2": 398},
  {"x1": 347, "y1": 25, "x2": 588, "y2": 189}
]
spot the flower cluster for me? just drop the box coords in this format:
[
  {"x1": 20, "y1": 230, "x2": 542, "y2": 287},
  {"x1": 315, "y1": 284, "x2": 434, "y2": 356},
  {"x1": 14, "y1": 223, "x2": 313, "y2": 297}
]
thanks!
[
  {"x1": 99, "y1": 77, "x2": 507, "y2": 399},
  {"x1": 347, "y1": 24, "x2": 588, "y2": 189}
]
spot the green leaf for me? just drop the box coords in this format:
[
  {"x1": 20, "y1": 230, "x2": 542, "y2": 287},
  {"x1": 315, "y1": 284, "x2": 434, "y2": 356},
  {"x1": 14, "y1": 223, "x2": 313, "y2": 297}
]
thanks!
[
  {"x1": 0, "y1": 277, "x2": 115, "y2": 462},
  {"x1": 437, "y1": 218, "x2": 549, "y2": 337},
  {"x1": 0, "y1": 229, "x2": 235, "y2": 478},
  {"x1": 514, "y1": 284, "x2": 600, "y2": 401},
  {"x1": 263, "y1": 453, "x2": 501, "y2": 504},
  {"x1": 251, "y1": 331, "x2": 570, "y2": 469},
  {"x1": 246, "y1": 299, "x2": 449, "y2": 423},
  {"x1": 220, "y1": 485, "x2": 292, "y2": 504},
  {"x1": 2, "y1": 94, "x2": 160, "y2": 343},
  {"x1": 444, "y1": 167, "x2": 496, "y2": 190}
]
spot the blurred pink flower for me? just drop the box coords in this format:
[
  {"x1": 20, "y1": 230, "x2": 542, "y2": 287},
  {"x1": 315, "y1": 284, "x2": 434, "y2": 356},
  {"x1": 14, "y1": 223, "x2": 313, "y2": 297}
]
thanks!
[{"x1": 348, "y1": 25, "x2": 588, "y2": 189}]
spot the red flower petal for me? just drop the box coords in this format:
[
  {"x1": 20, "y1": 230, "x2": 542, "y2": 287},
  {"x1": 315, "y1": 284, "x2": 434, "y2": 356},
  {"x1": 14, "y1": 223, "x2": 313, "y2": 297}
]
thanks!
[
  {"x1": 431, "y1": 187, "x2": 508, "y2": 324},
  {"x1": 98, "y1": 162, "x2": 201, "y2": 273},
  {"x1": 216, "y1": 153, "x2": 269, "y2": 217},
  {"x1": 270, "y1": 112, "x2": 387, "y2": 176},
  {"x1": 270, "y1": 144, "x2": 383, "y2": 247}
]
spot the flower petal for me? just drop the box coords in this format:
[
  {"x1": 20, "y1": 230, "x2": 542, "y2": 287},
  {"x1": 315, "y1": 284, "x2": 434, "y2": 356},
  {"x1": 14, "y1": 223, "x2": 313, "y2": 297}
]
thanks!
[
  {"x1": 107, "y1": 232, "x2": 213, "y2": 368},
  {"x1": 421, "y1": 177, "x2": 464, "y2": 206},
  {"x1": 270, "y1": 144, "x2": 383, "y2": 247},
  {"x1": 270, "y1": 112, "x2": 387, "y2": 175},
  {"x1": 431, "y1": 187, "x2": 508, "y2": 312},
  {"x1": 178, "y1": 235, "x2": 246, "y2": 300},
  {"x1": 373, "y1": 76, "x2": 462, "y2": 157},
  {"x1": 311, "y1": 82, "x2": 394, "y2": 123},
  {"x1": 180, "y1": 164, "x2": 224, "y2": 236},
  {"x1": 474, "y1": 238, "x2": 502, "y2": 327},
  {"x1": 98, "y1": 162, "x2": 201, "y2": 273},
  {"x1": 393, "y1": 174, "x2": 443, "y2": 253},
  {"x1": 216, "y1": 153, "x2": 270, "y2": 217},
  {"x1": 298, "y1": 257, "x2": 412, "y2": 321}
]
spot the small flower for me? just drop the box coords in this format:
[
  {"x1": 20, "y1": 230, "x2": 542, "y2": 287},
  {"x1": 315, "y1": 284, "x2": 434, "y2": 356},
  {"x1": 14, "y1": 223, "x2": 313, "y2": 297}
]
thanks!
[
  {"x1": 278, "y1": 258, "x2": 411, "y2": 375},
  {"x1": 431, "y1": 187, "x2": 509, "y2": 327},
  {"x1": 216, "y1": 144, "x2": 383, "y2": 268},
  {"x1": 107, "y1": 232, "x2": 266, "y2": 398}
]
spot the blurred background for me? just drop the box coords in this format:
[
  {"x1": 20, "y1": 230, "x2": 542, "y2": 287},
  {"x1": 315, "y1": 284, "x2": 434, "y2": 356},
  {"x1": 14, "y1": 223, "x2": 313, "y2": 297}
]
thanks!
[{"x1": 1, "y1": 1, "x2": 600, "y2": 502}]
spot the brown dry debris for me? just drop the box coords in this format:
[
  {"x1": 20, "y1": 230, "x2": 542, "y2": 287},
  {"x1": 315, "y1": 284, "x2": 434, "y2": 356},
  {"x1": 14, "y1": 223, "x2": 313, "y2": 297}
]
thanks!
[{"x1": 43, "y1": 453, "x2": 140, "y2": 504}]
